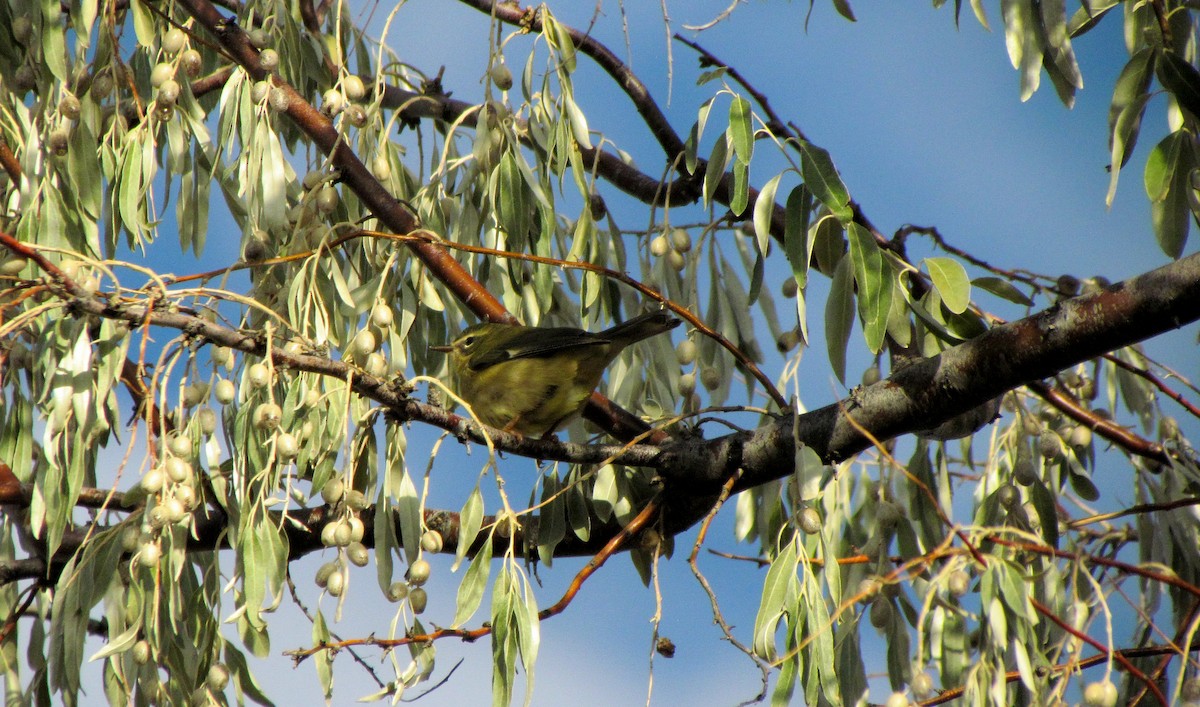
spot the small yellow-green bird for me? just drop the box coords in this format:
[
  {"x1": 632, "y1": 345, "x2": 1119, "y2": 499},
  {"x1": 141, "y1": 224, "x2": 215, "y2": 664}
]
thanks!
[{"x1": 432, "y1": 311, "x2": 680, "y2": 436}]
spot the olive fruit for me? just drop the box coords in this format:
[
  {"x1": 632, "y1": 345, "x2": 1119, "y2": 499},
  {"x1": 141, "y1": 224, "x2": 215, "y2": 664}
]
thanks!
[
  {"x1": 649, "y1": 235, "x2": 669, "y2": 257},
  {"x1": 258, "y1": 48, "x2": 279, "y2": 71},
  {"x1": 206, "y1": 663, "x2": 230, "y2": 692},
  {"x1": 343, "y1": 75, "x2": 365, "y2": 101},
  {"x1": 163, "y1": 28, "x2": 187, "y2": 55},
  {"x1": 669, "y1": 228, "x2": 692, "y2": 252},
  {"x1": 408, "y1": 587, "x2": 428, "y2": 614},
  {"x1": 406, "y1": 558, "x2": 431, "y2": 586},
  {"x1": 489, "y1": 63, "x2": 513, "y2": 90},
  {"x1": 150, "y1": 62, "x2": 174, "y2": 88},
  {"x1": 1082, "y1": 680, "x2": 1118, "y2": 707},
  {"x1": 420, "y1": 530, "x2": 443, "y2": 553},
  {"x1": 320, "y1": 478, "x2": 345, "y2": 505}
]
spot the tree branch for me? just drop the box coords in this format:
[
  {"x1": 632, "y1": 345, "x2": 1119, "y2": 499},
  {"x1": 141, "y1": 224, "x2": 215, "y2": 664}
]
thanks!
[{"x1": 660, "y1": 251, "x2": 1200, "y2": 496}]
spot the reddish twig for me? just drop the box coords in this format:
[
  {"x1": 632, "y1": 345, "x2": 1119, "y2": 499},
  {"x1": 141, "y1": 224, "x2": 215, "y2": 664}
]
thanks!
[
  {"x1": 1067, "y1": 496, "x2": 1200, "y2": 529},
  {"x1": 987, "y1": 536, "x2": 1200, "y2": 600},
  {"x1": 1030, "y1": 381, "x2": 1171, "y2": 465},
  {"x1": 285, "y1": 495, "x2": 663, "y2": 659},
  {"x1": 841, "y1": 402, "x2": 989, "y2": 568},
  {"x1": 1103, "y1": 352, "x2": 1200, "y2": 421},
  {"x1": 0, "y1": 139, "x2": 19, "y2": 182},
  {"x1": 0, "y1": 584, "x2": 41, "y2": 645},
  {"x1": 1130, "y1": 596, "x2": 1200, "y2": 706},
  {"x1": 1030, "y1": 596, "x2": 1167, "y2": 706},
  {"x1": 919, "y1": 639, "x2": 1200, "y2": 706}
]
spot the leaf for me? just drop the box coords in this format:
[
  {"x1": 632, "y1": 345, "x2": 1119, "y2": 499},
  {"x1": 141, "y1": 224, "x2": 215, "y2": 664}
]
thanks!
[
  {"x1": 39, "y1": 3, "x2": 68, "y2": 81},
  {"x1": 1068, "y1": 468, "x2": 1100, "y2": 501},
  {"x1": 87, "y1": 623, "x2": 140, "y2": 662},
  {"x1": 811, "y1": 214, "x2": 845, "y2": 276},
  {"x1": 687, "y1": 97, "x2": 716, "y2": 175},
  {"x1": 562, "y1": 94, "x2": 592, "y2": 150},
  {"x1": 969, "y1": 0, "x2": 990, "y2": 30},
  {"x1": 453, "y1": 535, "x2": 493, "y2": 627},
  {"x1": 117, "y1": 145, "x2": 145, "y2": 242},
  {"x1": 831, "y1": 0, "x2": 856, "y2": 22},
  {"x1": 753, "y1": 173, "x2": 782, "y2": 258},
  {"x1": 1040, "y1": 0, "x2": 1083, "y2": 92},
  {"x1": 517, "y1": 574, "x2": 541, "y2": 703},
  {"x1": 1156, "y1": 50, "x2": 1200, "y2": 121},
  {"x1": 885, "y1": 287, "x2": 912, "y2": 347},
  {"x1": 568, "y1": 477, "x2": 592, "y2": 542},
  {"x1": 824, "y1": 256, "x2": 854, "y2": 384},
  {"x1": 729, "y1": 96, "x2": 753, "y2": 164},
  {"x1": 734, "y1": 490, "x2": 756, "y2": 543},
  {"x1": 703, "y1": 134, "x2": 729, "y2": 209},
  {"x1": 260, "y1": 124, "x2": 286, "y2": 229},
  {"x1": 1145, "y1": 132, "x2": 1193, "y2": 258},
  {"x1": 782, "y1": 185, "x2": 813, "y2": 288},
  {"x1": 223, "y1": 643, "x2": 275, "y2": 707},
  {"x1": 899, "y1": 279, "x2": 965, "y2": 346},
  {"x1": 835, "y1": 621, "x2": 868, "y2": 704},
  {"x1": 454, "y1": 486, "x2": 484, "y2": 570},
  {"x1": 536, "y1": 471, "x2": 565, "y2": 564},
  {"x1": 847, "y1": 223, "x2": 892, "y2": 353},
  {"x1": 1001, "y1": 0, "x2": 1043, "y2": 101},
  {"x1": 751, "y1": 538, "x2": 797, "y2": 660},
  {"x1": 130, "y1": 0, "x2": 156, "y2": 48},
  {"x1": 1029, "y1": 477, "x2": 1060, "y2": 547},
  {"x1": 312, "y1": 610, "x2": 333, "y2": 698},
  {"x1": 885, "y1": 606, "x2": 913, "y2": 690},
  {"x1": 550, "y1": 15, "x2": 577, "y2": 72},
  {"x1": 973, "y1": 276, "x2": 1034, "y2": 306},
  {"x1": 799, "y1": 140, "x2": 852, "y2": 223},
  {"x1": 730, "y1": 159, "x2": 750, "y2": 216},
  {"x1": 925, "y1": 257, "x2": 971, "y2": 314},
  {"x1": 1067, "y1": 0, "x2": 1119, "y2": 36},
  {"x1": 394, "y1": 466, "x2": 422, "y2": 566},
  {"x1": 491, "y1": 572, "x2": 518, "y2": 705},
  {"x1": 1106, "y1": 49, "x2": 1155, "y2": 205},
  {"x1": 1144, "y1": 133, "x2": 1176, "y2": 201}
]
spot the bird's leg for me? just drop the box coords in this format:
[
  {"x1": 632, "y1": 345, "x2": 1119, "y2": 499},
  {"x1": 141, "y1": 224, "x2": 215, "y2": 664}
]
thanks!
[
  {"x1": 538, "y1": 414, "x2": 573, "y2": 441},
  {"x1": 501, "y1": 416, "x2": 526, "y2": 440}
]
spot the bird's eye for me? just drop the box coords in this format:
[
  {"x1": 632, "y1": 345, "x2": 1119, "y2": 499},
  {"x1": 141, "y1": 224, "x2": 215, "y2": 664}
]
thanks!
[{"x1": 462, "y1": 335, "x2": 476, "y2": 348}]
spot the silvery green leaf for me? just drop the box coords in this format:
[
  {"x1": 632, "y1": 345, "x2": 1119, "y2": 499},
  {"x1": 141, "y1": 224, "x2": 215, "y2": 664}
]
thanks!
[
  {"x1": 824, "y1": 256, "x2": 854, "y2": 384},
  {"x1": 453, "y1": 533, "x2": 492, "y2": 627},
  {"x1": 925, "y1": 257, "x2": 971, "y2": 314},
  {"x1": 454, "y1": 486, "x2": 484, "y2": 570},
  {"x1": 729, "y1": 96, "x2": 753, "y2": 164}
]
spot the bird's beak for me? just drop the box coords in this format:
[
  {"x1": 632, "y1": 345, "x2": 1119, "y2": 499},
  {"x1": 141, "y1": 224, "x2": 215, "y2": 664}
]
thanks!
[{"x1": 428, "y1": 344, "x2": 453, "y2": 353}]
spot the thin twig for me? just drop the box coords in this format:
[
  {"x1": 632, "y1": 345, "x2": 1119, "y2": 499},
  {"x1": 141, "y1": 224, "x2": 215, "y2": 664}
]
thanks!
[
  {"x1": 687, "y1": 471, "x2": 771, "y2": 704},
  {"x1": 1031, "y1": 596, "x2": 1168, "y2": 706},
  {"x1": 284, "y1": 495, "x2": 663, "y2": 659},
  {"x1": 284, "y1": 571, "x2": 386, "y2": 688}
]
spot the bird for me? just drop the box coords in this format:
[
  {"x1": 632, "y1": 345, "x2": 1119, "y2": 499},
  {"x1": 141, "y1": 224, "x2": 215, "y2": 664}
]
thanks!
[{"x1": 432, "y1": 311, "x2": 681, "y2": 436}]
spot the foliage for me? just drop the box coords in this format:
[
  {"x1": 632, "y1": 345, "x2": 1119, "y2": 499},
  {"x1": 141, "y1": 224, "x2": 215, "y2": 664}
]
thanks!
[{"x1": 0, "y1": 0, "x2": 1198, "y2": 705}]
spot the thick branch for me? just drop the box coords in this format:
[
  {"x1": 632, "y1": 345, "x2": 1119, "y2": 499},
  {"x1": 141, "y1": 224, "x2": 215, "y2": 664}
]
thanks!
[{"x1": 661, "y1": 251, "x2": 1200, "y2": 494}]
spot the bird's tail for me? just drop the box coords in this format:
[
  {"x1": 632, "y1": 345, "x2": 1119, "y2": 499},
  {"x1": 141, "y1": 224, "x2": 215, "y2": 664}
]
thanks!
[{"x1": 600, "y1": 311, "x2": 681, "y2": 347}]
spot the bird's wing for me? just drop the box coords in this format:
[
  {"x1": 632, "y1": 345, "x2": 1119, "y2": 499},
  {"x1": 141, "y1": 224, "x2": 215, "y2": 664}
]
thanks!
[{"x1": 468, "y1": 328, "x2": 609, "y2": 370}]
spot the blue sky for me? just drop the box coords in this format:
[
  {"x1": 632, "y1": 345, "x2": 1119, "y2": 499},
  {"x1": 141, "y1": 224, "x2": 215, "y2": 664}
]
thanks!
[{"x1": 71, "y1": 2, "x2": 1200, "y2": 705}]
